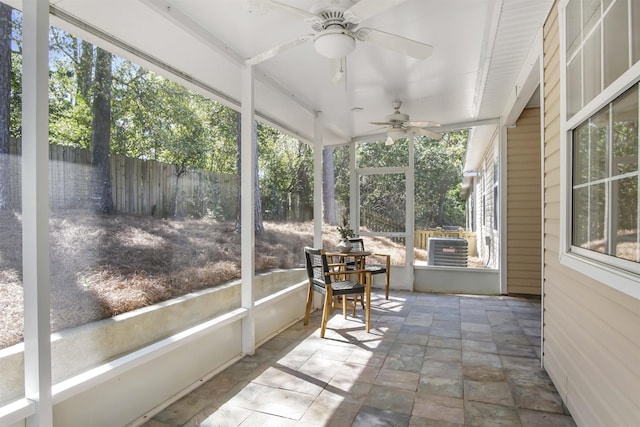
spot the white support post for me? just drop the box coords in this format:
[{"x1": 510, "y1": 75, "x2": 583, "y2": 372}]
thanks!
[
  {"x1": 22, "y1": 0, "x2": 52, "y2": 426},
  {"x1": 499, "y1": 120, "x2": 508, "y2": 295},
  {"x1": 313, "y1": 112, "x2": 323, "y2": 248},
  {"x1": 349, "y1": 142, "x2": 357, "y2": 231},
  {"x1": 240, "y1": 64, "x2": 255, "y2": 356},
  {"x1": 406, "y1": 133, "x2": 415, "y2": 290}
]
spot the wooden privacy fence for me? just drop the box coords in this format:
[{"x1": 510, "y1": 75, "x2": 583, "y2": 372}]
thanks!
[
  {"x1": 415, "y1": 227, "x2": 477, "y2": 257},
  {"x1": 5, "y1": 139, "x2": 238, "y2": 218}
]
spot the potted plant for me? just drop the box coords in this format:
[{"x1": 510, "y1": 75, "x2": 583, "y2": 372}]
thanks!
[{"x1": 337, "y1": 217, "x2": 355, "y2": 253}]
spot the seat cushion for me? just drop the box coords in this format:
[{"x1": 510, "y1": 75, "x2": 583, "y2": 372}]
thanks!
[{"x1": 330, "y1": 280, "x2": 365, "y2": 295}]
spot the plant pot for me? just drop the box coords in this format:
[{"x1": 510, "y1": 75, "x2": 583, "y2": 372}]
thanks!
[{"x1": 337, "y1": 239, "x2": 353, "y2": 253}]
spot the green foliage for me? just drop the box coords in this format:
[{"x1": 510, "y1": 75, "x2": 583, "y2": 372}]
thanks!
[
  {"x1": 332, "y1": 144, "x2": 350, "y2": 215},
  {"x1": 8, "y1": 8, "x2": 20, "y2": 139},
  {"x1": 8, "y1": 19, "x2": 467, "y2": 227},
  {"x1": 332, "y1": 133, "x2": 467, "y2": 231},
  {"x1": 414, "y1": 131, "x2": 467, "y2": 228},
  {"x1": 257, "y1": 123, "x2": 313, "y2": 221}
]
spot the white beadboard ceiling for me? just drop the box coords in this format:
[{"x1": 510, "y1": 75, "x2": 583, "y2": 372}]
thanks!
[{"x1": 19, "y1": 0, "x2": 553, "y2": 148}]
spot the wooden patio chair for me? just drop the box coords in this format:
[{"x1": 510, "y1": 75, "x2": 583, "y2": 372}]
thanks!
[
  {"x1": 303, "y1": 247, "x2": 371, "y2": 338},
  {"x1": 347, "y1": 237, "x2": 391, "y2": 300}
]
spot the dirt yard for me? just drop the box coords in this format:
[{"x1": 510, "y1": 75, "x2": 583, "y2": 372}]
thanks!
[{"x1": 0, "y1": 210, "x2": 417, "y2": 348}]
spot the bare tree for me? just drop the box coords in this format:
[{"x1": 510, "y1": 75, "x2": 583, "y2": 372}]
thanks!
[
  {"x1": 77, "y1": 40, "x2": 93, "y2": 100},
  {"x1": 90, "y1": 47, "x2": 115, "y2": 214},
  {"x1": 235, "y1": 112, "x2": 264, "y2": 234},
  {"x1": 322, "y1": 146, "x2": 337, "y2": 225}
]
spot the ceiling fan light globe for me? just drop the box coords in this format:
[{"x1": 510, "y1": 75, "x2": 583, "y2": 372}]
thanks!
[
  {"x1": 314, "y1": 30, "x2": 356, "y2": 59},
  {"x1": 387, "y1": 128, "x2": 406, "y2": 142}
]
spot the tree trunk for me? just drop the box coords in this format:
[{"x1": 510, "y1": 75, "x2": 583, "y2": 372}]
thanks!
[
  {"x1": 235, "y1": 112, "x2": 264, "y2": 235},
  {"x1": 0, "y1": 4, "x2": 11, "y2": 210},
  {"x1": 78, "y1": 40, "x2": 94, "y2": 101},
  {"x1": 90, "y1": 47, "x2": 115, "y2": 215},
  {"x1": 253, "y1": 120, "x2": 264, "y2": 235},
  {"x1": 172, "y1": 166, "x2": 185, "y2": 218},
  {"x1": 322, "y1": 146, "x2": 337, "y2": 225}
]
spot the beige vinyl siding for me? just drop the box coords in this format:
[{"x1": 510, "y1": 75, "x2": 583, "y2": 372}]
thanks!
[
  {"x1": 475, "y1": 141, "x2": 500, "y2": 269},
  {"x1": 542, "y1": 3, "x2": 640, "y2": 426},
  {"x1": 507, "y1": 107, "x2": 541, "y2": 295}
]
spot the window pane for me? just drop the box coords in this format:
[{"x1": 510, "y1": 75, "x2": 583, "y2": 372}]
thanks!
[
  {"x1": 356, "y1": 138, "x2": 408, "y2": 168},
  {"x1": 572, "y1": 186, "x2": 590, "y2": 248},
  {"x1": 0, "y1": 1, "x2": 24, "y2": 405},
  {"x1": 360, "y1": 235, "x2": 405, "y2": 266},
  {"x1": 588, "y1": 183, "x2": 607, "y2": 253},
  {"x1": 603, "y1": 0, "x2": 629, "y2": 88},
  {"x1": 583, "y1": 0, "x2": 601, "y2": 35},
  {"x1": 574, "y1": 120, "x2": 590, "y2": 185},
  {"x1": 566, "y1": 0, "x2": 582, "y2": 58},
  {"x1": 359, "y1": 173, "x2": 405, "y2": 233},
  {"x1": 567, "y1": 52, "x2": 582, "y2": 117},
  {"x1": 612, "y1": 176, "x2": 638, "y2": 262},
  {"x1": 256, "y1": 127, "x2": 313, "y2": 296},
  {"x1": 612, "y1": 85, "x2": 639, "y2": 175},
  {"x1": 43, "y1": 28, "x2": 254, "y2": 383},
  {"x1": 331, "y1": 144, "x2": 350, "y2": 221},
  {"x1": 583, "y1": 26, "x2": 601, "y2": 105},
  {"x1": 633, "y1": 0, "x2": 640, "y2": 64},
  {"x1": 589, "y1": 106, "x2": 610, "y2": 180}
]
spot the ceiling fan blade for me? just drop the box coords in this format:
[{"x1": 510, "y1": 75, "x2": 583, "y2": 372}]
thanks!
[
  {"x1": 414, "y1": 127, "x2": 442, "y2": 140},
  {"x1": 369, "y1": 121, "x2": 392, "y2": 126},
  {"x1": 246, "y1": 34, "x2": 313, "y2": 65},
  {"x1": 261, "y1": 0, "x2": 316, "y2": 19},
  {"x1": 406, "y1": 120, "x2": 441, "y2": 127},
  {"x1": 344, "y1": 0, "x2": 408, "y2": 24},
  {"x1": 356, "y1": 28, "x2": 433, "y2": 60}
]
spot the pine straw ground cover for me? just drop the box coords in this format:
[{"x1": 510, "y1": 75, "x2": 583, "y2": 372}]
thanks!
[{"x1": 0, "y1": 210, "x2": 420, "y2": 349}]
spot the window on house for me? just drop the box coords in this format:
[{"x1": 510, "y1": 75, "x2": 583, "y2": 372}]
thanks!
[
  {"x1": 563, "y1": 0, "x2": 640, "y2": 287},
  {"x1": 482, "y1": 171, "x2": 486, "y2": 226},
  {"x1": 493, "y1": 160, "x2": 499, "y2": 231},
  {"x1": 571, "y1": 85, "x2": 639, "y2": 265},
  {"x1": 469, "y1": 191, "x2": 476, "y2": 231}
]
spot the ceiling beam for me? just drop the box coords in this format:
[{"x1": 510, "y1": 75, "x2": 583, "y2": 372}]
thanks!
[
  {"x1": 502, "y1": 27, "x2": 543, "y2": 126},
  {"x1": 473, "y1": 0, "x2": 504, "y2": 118}
]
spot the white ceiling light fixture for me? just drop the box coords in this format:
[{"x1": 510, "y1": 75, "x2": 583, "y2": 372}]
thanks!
[
  {"x1": 247, "y1": 0, "x2": 434, "y2": 78},
  {"x1": 386, "y1": 128, "x2": 406, "y2": 145},
  {"x1": 314, "y1": 28, "x2": 356, "y2": 59}
]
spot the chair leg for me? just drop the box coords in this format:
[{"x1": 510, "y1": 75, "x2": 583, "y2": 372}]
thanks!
[
  {"x1": 385, "y1": 270, "x2": 390, "y2": 300},
  {"x1": 342, "y1": 295, "x2": 347, "y2": 319},
  {"x1": 320, "y1": 288, "x2": 332, "y2": 338},
  {"x1": 304, "y1": 281, "x2": 314, "y2": 325},
  {"x1": 365, "y1": 273, "x2": 371, "y2": 333}
]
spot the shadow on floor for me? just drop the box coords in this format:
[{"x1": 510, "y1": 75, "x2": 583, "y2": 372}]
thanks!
[{"x1": 142, "y1": 291, "x2": 575, "y2": 427}]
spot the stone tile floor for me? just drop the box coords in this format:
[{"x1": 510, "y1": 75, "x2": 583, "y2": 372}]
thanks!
[{"x1": 141, "y1": 291, "x2": 576, "y2": 427}]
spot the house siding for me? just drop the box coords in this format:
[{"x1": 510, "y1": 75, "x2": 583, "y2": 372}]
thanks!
[
  {"x1": 471, "y1": 138, "x2": 500, "y2": 269},
  {"x1": 542, "y1": 3, "x2": 640, "y2": 426},
  {"x1": 507, "y1": 107, "x2": 541, "y2": 295}
]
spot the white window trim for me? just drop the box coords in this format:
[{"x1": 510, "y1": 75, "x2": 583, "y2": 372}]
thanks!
[{"x1": 559, "y1": 0, "x2": 640, "y2": 300}]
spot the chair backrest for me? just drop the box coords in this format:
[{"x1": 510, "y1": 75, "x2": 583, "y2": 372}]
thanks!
[
  {"x1": 304, "y1": 247, "x2": 331, "y2": 289},
  {"x1": 348, "y1": 238, "x2": 365, "y2": 252}
]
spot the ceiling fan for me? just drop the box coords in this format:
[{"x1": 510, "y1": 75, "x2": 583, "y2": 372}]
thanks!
[
  {"x1": 246, "y1": 0, "x2": 433, "y2": 66},
  {"x1": 370, "y1": 100, "x2": 442, "y2": 145}
]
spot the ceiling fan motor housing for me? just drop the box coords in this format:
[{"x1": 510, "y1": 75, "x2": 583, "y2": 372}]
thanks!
[
  {"x1": 311, "y1": 3, "x2": 358, "y2": 59},
  {"x1": 388, "y1": 112, "x2": 410, "y2": 125}
]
